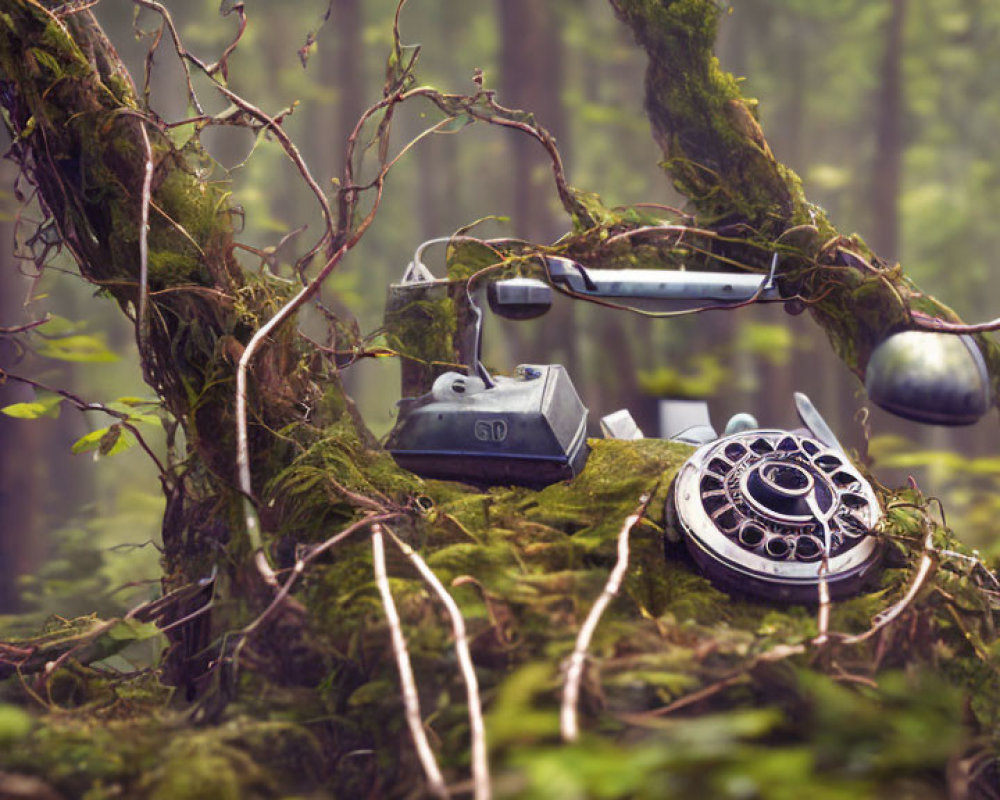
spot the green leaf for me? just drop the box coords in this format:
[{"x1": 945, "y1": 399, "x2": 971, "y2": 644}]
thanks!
[
  {"x1": 28, "y1": 47, "x2": 62, "y2": 75},
  {"x1": 37, "y1": 314, "x2": 85, "y2": 337},
  {"x1": 112, "y1": 396, "x2": 157, "y2": 407},
  {"x1": 166, "y1": 121, "x2": 197, "y2": 149},
  {"x1": 1, "y1": 391, "x2": 62, "y2": 419},
  {"x1": 105, "y1": 619, "x2": 161, "y2": 643},
  {"x1": 105, "y1": 401, "x2": 163, "y2": 428},
  {"x1": 71, "y1": 427, "x2": 106, "y2": 455},
  {"x1": 440, "y1": 113, "x2": 473, "y2": 132},
  {"x1": 36, "y1": 334, "x2": 119, "y2": 363},
  {"x1": 128, "y1": 413, "x2": 163, "y2": 429},
  {"x1": 71, "y1": 425, "x2": 135, "y2": 457},
  {"x1": 348, "y1": 679, "x2": 395, "y2": 707},
  {"x1": 98, "y1": 425, "x2": 123, "y2": 456},
  {"x1": 2, "y1": 402, "x2": 48, "y2": 419},
  {"x1": 487, "y1": 662, "x2": 561, "y2": 747},
  {"x1": 19, "y1": 115, "x2": 35, "y2": 139}
]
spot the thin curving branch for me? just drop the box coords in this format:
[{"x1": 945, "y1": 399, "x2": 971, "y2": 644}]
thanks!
[
  {"x1": 561, "y1": 495, "x2": 650, "y2": 742},
  {"x1": 384, "y1": 526, "x2": 491, "y2": 800},
  {"x1": 372, "y1": 523, "x2": 450, "y2": 799},
  {"x1": 137, "y1": 119, "x2": 153, "y2": 344}
]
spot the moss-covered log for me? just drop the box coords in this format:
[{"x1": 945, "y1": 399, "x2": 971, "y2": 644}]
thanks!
[{"x1": 1, "y1": 439, "x2": 998, "y2": 797}]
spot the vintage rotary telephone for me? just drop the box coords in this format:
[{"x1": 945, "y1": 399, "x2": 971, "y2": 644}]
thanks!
[
  {"x1": 383, "y1": 237, "x2": 992, "y2": 600},
  {"x1": 384, "y1": 239, "x2": 780, "y2": 486}
]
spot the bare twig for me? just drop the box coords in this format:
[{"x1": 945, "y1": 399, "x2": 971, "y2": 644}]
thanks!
[
  {"x1": 384, "y1": 526, "x2": 490, "y2": 800},
  {"x1": 839, "y1": 524, "x2": 936, "y2": 646},
  {"x1": 372, "y1": 523, "x2": 449, "y2": 798},
  {"x1": 618, "y1": 674, "x2": 746, "y2": 724},
  {"x1": 911, "y1": 309, "x2": 1000, "y2": 334},
  {"x1": 604, "y1": 223, "x2": 729, "y2": 246},
  {"x1": 207, "y1": 1, "x2": 247, "y2": 80},
  {"x1": 935, "y1": 548, "x2": 1000, "y2": 592},
  {"x1": 618, "y1": 641, "x2": 807, "y2": 725},
  {"x1": 0, "y1": 318, "x2": 49, "y2": 335},
  {"x1": 132, "y1": 0, "x2": 332, "y2": 270},
  {"x1": 561, "y1": 495, "x2": 650, "y2": 742},
  {"x1": 235, "y1": 242, "x2": 349, "y2": 553},
  {"x1": 813, "y1": 559, "x2": 831, "y2": 647},
  {"x1": 807, "y1": 488, "x2": 835, "y2": 649},
  {"x1": 240, "y1": 513, "x2": 396, "y2": 640},
  {"x1": 148, "y1": 198, "x2": 206, "y2": 260},
  {"x1": 406, "y1": 84, "x2": 591, "y2": 227},
  {"x1": 0, "y1": 617, "x2": 117, "y2": 681},
  {"x1": 130, "y1": 1, "x2": 206, "y2": 114},
  {"x1": 213, "y1": 84, "x2": 335, "y2": 271},
  {"x1": 153, "y1": 600, "x2": 214, "y2": 635},
  {"x1": 137, "y1": 119, "x2": 153, "y2": 342}
]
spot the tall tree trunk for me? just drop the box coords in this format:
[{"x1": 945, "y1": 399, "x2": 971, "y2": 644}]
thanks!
[
  {"x1": 416, "y1": 0, "x2": 460, "y2": 239},
  {"x1": 319, "y1": 0, "x2": 365, "y2": 399},
  {"x1": 498, "y1": 0, "x2": 579, "y2": 377},
  {"x1": 0, "y1": 191, "x2": 39, "y2": 613},
  {"x1": 332, "y1": 0, "x2": 364, "y2": 182},
  {"x1": 870, "y1": 0, "x2": 906, "y2": 262},
  {"x1": 498, "y1": 0, "x2": 569, "y2": 244}
]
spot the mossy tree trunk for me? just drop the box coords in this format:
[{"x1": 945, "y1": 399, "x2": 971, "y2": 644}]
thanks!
[{"x1": 0, "y1": 1, "x2": 360, "y2": 693}]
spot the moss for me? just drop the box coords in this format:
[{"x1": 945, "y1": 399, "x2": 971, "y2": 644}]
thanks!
[
  {"x1": 263, "y1": 416, "x2": 422, "y2": 541},
  {"x1": 139, "y1": 721, "x2": 323, "y2": 800},
  {"x1": 383, "y1": 284, "x2": 460, "y2": 397},
  {"x1": 0, "y1": 699, "x2": 323, "y2": 800},
  {"x1": 3, "y1": 435, "x2": 998, "y2": 796},
  {"x1": 146, "y1": 250, "x2": 203, "y2": 285}
]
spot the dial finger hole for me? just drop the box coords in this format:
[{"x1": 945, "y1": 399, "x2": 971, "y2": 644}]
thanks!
[
  {"x1": 708, "y1": 457, "x2": 734, "y2": 476},
  {"x1": 839, "y1": 514, "x2": 869, "y2": 538},
  {"x1": 832, "y1": 471, "x2": 857, "y2": 488},
  {"x1": 724, "y1": 442, "x2": 748, "y2": 461},
  {"x1": 738, "y1": 523, "x2": 766, "y2": 548},
  {"x1": 700, "y1": 475, "x2": 723, "y2": 493},
  {"x1": 715, "y1": 508, "x2": 741, "y2": 533},
  {"x1": 764, "y1": 535, "x2": 792, "y2": 560},
  {"x1": 841, "y1": 492, "x2": 868, "y2": 510},
  {"x1": 794, "y1": 535, "x2": 823, "y2": 562},
  {"x1": 703, "y1": 494, "x2": 728, "y2": 515},
  {"x1": 815, "y1": 454, "x2": 842, "y2": 472}
]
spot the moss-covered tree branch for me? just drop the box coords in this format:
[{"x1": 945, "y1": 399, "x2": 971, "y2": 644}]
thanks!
[{"x1": 610, "y1": 0, "x2": 1000, "y2": 405}]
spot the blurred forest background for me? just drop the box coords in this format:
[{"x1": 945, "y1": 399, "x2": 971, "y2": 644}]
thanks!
[{"x1": 0, "y1": 0, "x2": 998, "y2": 634}]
